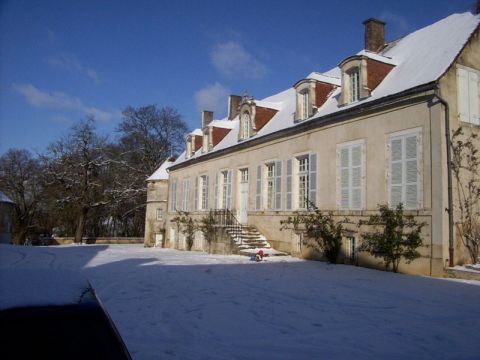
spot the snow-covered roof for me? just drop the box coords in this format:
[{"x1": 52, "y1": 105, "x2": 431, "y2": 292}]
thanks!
[
  {"x1": 0, "y1": 191, "x2": 14, "y2": 204},
  {"x1": 147, "y1": 158, "x2": 176, "y2": 181},
  {"x1": 209, "y1": 119, "x2": 237, "y2": 129},
  {"x1": 170, "y1": 12, "x2": 479, "y2": 169},
  {"x1": 190, "y1": 128, "x2": 203, "y2": 136}
]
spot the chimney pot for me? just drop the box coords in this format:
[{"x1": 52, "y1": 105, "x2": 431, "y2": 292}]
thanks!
[
  {"x1": 228, "y1": 95, "x2": 242, "y2": 120},
  {"x1": 202, "y1": 110, "x2": 214, "y2": 128},
  {"x1": 363, "y1": 18, "x2": 386, "y2": 52}
]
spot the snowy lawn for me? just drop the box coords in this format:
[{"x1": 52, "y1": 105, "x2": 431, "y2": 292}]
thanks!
[{"x1": 1, "y1": 244, "x2": 480, "y2": 360}]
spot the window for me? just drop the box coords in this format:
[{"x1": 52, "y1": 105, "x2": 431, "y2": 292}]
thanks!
[
  {"x1": 348, "y1": 68, "x2": 360, "y2": 103},
  {"x1": 182, "y1": 178, "x2": 189, "y2": 211},
  {"x1": 242, "y1": 112, "x2": 251, "y2": 139},
  {"x1": 156, "y1": 208, "x2": 163, "y2": 221},
  {"x1": 457, "y1": 66, "x2": 480, "y2": 125},
  {"x1": 298, "y1": 156, "x2": 309, "y2": 209},
  {"x1": 388, "y1": 130, "x2": 421, "y2": 209},
  {"x1": 300, "y1": 90, "x2": 310, "y2": 119},
  {"x1": 215, "y1": 170, "x2": 232, "y2": 209},
  {"x1": 338, "y1": 142, "x2": 365, "y2": 210},
  {"x1": 345, "y1": 236, "x2": 356, "y2": 263},
  {"x1": 169, "y1": 180, "x2": 177, "y2": 211},
  {"x1": 286, "y1": 153, "x2": 317, "y2": 210},
  {"x1": 240, "y1": 169, "x2": 248, "y2": 183},
  {"x1": 195, "y1": 175, "x2": 209, "y2": 210},
  {"x1": 266, "y1": 163, "x2": 275, "y2": 210}
]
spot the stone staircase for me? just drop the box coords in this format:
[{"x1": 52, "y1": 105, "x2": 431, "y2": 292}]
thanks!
[{"x1": 225, "y1": 225, "x2": 287, "y2": 257}]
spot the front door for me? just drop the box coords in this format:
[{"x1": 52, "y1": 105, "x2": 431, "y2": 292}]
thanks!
[{"x1": 239, "y1": 169, "x2": 249, "y2": 224}]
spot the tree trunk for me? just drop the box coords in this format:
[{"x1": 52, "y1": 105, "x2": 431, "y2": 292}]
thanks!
[{"x1": 74, "y1": 207, "x2": 88, "y2": 243}]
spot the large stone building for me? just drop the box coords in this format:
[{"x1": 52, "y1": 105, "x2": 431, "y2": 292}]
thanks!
[{"x1": 146, "y1": 10, "x2": 480, "y2": 275}]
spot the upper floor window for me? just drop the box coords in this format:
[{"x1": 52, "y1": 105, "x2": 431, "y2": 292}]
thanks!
[
  {"x1": 297, "y1": 156, "x2": 309, "y2": 209},
  {"x1": 300, "y1": 90, "x2": 310, "y2": 120},
  {"x1": 337, "y1": 141, "x2": 365, "y2": 210},
  {"x1": 457, "y1": 66, "x2": 480, "y2": 125},
  {"x1": 156, "y1": 208, "x2": 163, "y2": 221},
  {"x1": 195, "y1": 175, "x2": 209, "y2": 210},
  {"x1": 348, "y1": 68, "x2": 360, "y2": 103},
  {"x1": 241, "y1": 112, "x2": 251, "y2": 139},
  {"x1": 388, "y1": 129, "x2": 422, "y2": 210}
]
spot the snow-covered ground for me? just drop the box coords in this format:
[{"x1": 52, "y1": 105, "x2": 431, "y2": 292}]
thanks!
[{"x1": 1, "y1": 244, "x2": 480, "y2": 360}]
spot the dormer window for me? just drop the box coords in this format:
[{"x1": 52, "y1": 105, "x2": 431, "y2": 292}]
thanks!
[
  {"x1": 300, "y1": 89, "x2": 310, "y2": 119},
  {"x1": 348, "y1": 68, "x2": 360, "y2": 103},
  {"x1": 241, "y1": 111, "x2": 251, "y2": 139}
]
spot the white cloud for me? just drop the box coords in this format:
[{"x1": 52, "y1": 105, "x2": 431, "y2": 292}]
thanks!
[
  {"x1": 194, "y1": 82, "x2": 229, "y2": 116},
  {"x1": 211, "y1": 41, "x2": 267, "y2": 79},
  {"x1": 12, "y1": 83, "x2": 115, "y2": 122},
  {"x1": 48, "y1": 53, "x2": 99, "y2": 83}
]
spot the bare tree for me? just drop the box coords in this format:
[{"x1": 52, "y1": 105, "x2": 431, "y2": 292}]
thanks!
[
  {"x1": 0, "y1": 149, "x2": 43, "y2": 244},
  {"x1": 42, "y1": 118, "x2": 111, "y2": 243},
  {"x1": 451, "y1": 127, "x2": 480, "y2": 264}
]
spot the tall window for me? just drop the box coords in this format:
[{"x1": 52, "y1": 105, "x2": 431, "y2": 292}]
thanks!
[
  {"x1": 389, "y1": 130, "x2": 421, "y2": 209},
  {"x1": 242, "y1": 112, "x2": 251, "y2": 139},
  {"x1": 266, "y1": 163, "x2": 275, "y2": 210},
  {"x1": 240, "y1": 169, "x2": 248, "y2": 183},
  {"x1": 338, "y1": 142, "x2": 364, "y2": 210},
  {"x1": 221, "y1": 171, "x2": 228, "y2": 209},
  {"x1": 298, "y1": 156, "x2": 309, "y2": 209},
  {"x1": 457, "y1": 66, "x2": 480, "y2": 125},
  {"x1": 182, "y1": 178, "x2": 189, "y2": 211},
  {"x1": 300, "y1": 90, "x2": 310, "y2": 119},
  {"x1": 349, "y1": 68, "x2": 360, "y2": 103},
  {"x1": 170, "y1": 180, "x2": 177, "y2": 211},
  {"x1": 201, "y1": 175, "x2": 208, "y2": 210}
]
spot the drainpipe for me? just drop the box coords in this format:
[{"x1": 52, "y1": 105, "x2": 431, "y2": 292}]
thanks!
[{"x1": 432, "y1": 88, "x2": 454, "y2": 268}]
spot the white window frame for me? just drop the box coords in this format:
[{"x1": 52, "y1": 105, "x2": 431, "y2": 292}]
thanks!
[
  {"x1": 182, "y1": 177, "x2": 189, "y2": 211},
  {"x1": 348, "y1": 68, "x2": 360, "y2": 103},
  {"x1": 336, "y1": 139, "x2": 366, "y2": 210},
  {"x1": 297, "y1": 156, "x2": 310, "y2": 209},
  {"x1": 387, "y1": 128, "x2": 423, "y2": 210},
  {"x1": 457, "y1": 65, "x2": 480, "y2": 125},
  {"x1": 200, "y1": 175, "x2": 209, "y2": 210},
  {"x1": 242, "y1": 112, "x2": 251, "y2": 139},
  {"x1": 266, "y1": 163, "x2": 275, "y2": 210},
  {"x1": 156, "y1": 208, "x2": 163, "y2": 221},
  {"x1": 300, "y1": 89, "x2": 310, "y2": 120}
]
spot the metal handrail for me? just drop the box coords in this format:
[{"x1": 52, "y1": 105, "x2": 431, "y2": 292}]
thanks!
[{"x1": 211, "y1": 209, "x2": 244, "y2": 245}]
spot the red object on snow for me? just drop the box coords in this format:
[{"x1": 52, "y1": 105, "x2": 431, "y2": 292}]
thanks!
[{"x1": 258, "y1": 250, "x2": 264, "y2": 257}]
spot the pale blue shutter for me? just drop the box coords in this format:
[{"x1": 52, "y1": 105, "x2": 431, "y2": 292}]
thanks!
[
  {"x1": 256, "y1": 165, "x2": 262, "y2": 210},
  {"x1": 405, "y1": 135, "x2": 419, "y2": 209},
  {"x1": 214, "y1": 173, "x2": 219, "y2": 209},
  {"x1": 340, "y1": 147, "x2": 350, "y2": 209},
  {"x1": 172, "y1": 181, "x2": 177, "y2": 211},
  {"x1": 226, "y1": 170, "x2": 232, "y2": 210},
  {"x1": 185, "y1": 179, "x2": 190, "y2": 211},
  {"x1": 390, "y1": 138, "x2": 403, "y2": 207},
  {"x1": 351, "y1": 145, "x2": 363, "y2": 209},
  {"x1": 308, "y1": 153, "x2": 317, "y2": 207},
  {"x1": 286, "y1": 159, "x2": 292, "y2": 210},
  {"x1": 275, "y1": 161, "x2": 282, "y2": 210},
  {"x1": 457, "y1": 68, "x2": 469, "y2": 122},
  {"x1": 205, "y1": 175, "x2": 209, "y2": 209},
  {"x1": 194, "y1": 176, "x2": 199, "y2": 210},
  {"x1": 468, "y1": 71, "x2": 480, "y2": 125}
]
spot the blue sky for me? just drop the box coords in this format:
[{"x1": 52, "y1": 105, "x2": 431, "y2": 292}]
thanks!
[{"x1": 0, "y1": 0, "x2": 476, "y2": 155}]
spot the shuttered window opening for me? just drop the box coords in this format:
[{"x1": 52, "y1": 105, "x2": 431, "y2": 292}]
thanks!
[
  {"x1": 266, "y1": 163, "x2": 275, "y2": 210},
  {"x1": 298, "y1": 156, "x2": 309, "y2": 209},
  {"x1": 286, "y1": 159, "x2": 293, "y2": 210},
  {"x1": 457, "y1": 66, "x2": 480, "y2": 125},
  {"x1": 182, "y1": 178, "x2": 189, "y2": 211},
  {"x1": 200, "y1": 175, "x2": 209, "y2": 210},
  {"x1": 338, "y1": 142, "x2": 364, "y2": 210},
  {"x1": 388, "y1": 131, "x2": 421, "y2": 210},
  {"x1": 255, "y1": 165, "x2": 262, "y2": 210},
  {"x1": 170, "y1": 180, "x2": 177, "y2": 212}
]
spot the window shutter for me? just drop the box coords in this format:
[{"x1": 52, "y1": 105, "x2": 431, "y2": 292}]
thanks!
[
  {"x1": 169, "y1": 182, "x2": 173, "y2": 211},
  {"x1": 172, "y1": 181, "x2": 177, "y2": 211},
  {"x1": 405, "y1": 135, "x2": 419, "y2": 209},
  {"x1": 226, "y1": 170, "x2": 232, "y2": 210},
  {"x1": 457, "y1": 68, "x2": 469, "y2": 122},
  {"x1": 390, "y1": 138, "x2": 403, "y2": 207},
  {"x1": 214, "y1": 173, "x2": 219, "y2": 209},
  {"x1": 351, "y1": 145, "x2": 362, "y2": 209},
  {"x1": 468, "y1": 71, "x2": 480, "y2": 125},
  {"x1": 256, "y1": 165, "x2": 262, "y2": 210},
  {"x1": 275, "y1": 161, "x2": 282, "y2": 210},
  {"x1": 286, "y1": 159, "x2": 292, "y2": 210},
  {"x1": 205, "y1": 176, "x2": 209, "y2": 209},
  {"x1": 340, "y1": 147, "x2": 350, "y2": 209},
  {"x1": 309, "y1": 153, "x2": 317, "y2": 207},
  {"x1": 194, "y1": 176, "x2": 199, "y2": 210}
]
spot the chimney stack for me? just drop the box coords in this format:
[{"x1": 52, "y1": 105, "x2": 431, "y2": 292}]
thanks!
[
  {"x1": 363, "y1": 18, "x2": 385, "y2": 52},
  {"x1": 228, "y1": 95, "x2": 242, "y2": 120},
  {"x1": 202, "y1": 110, "x2": 213, "y2": 128}
]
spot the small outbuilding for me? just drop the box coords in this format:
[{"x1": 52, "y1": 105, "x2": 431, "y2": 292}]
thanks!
[{"x1": 0, "y1": 191, "x2": 14, "y2": 244}]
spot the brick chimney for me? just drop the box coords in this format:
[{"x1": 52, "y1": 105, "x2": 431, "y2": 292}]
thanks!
[
  {"x1": 228, "y1": 95, "x2": 242, "y2": 120},
  {"x1": 363, "y1": 18, "x2": 385, "y2": 52},
  {"x1": 202, "y1": 110, "x2": 213, "y2": 128}
]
